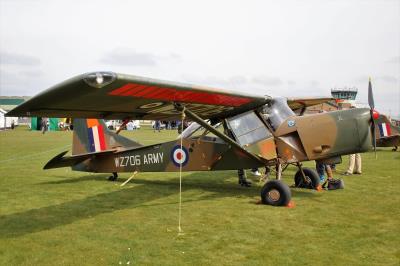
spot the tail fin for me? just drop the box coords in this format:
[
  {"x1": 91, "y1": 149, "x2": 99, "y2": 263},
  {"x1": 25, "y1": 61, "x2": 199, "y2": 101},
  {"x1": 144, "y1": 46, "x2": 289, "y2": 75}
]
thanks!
[
  {"x1": 376, "y1": 114, "x2": 399, "y2": 138},
  {"x1": 72, "y1": 119, "x2": 142, "y2": 155}
]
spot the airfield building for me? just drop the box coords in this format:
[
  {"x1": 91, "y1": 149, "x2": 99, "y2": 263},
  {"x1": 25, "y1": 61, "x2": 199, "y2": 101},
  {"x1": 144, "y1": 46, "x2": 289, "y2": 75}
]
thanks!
[{"x1": 305, "y1": 87, "x2": 358, "y2": 114}]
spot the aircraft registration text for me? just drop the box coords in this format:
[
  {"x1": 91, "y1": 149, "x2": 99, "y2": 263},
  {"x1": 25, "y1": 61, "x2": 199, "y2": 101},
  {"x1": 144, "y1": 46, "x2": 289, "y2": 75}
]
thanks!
[{"x1": 115, "y1": 152, "x2": 164, "y2": 167}]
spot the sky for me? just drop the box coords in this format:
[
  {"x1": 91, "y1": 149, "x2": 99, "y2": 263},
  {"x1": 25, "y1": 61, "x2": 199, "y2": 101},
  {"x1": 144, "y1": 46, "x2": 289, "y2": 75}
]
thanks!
[{"x1": 0, "y1": 0, "x2": 399, "y2": 116}]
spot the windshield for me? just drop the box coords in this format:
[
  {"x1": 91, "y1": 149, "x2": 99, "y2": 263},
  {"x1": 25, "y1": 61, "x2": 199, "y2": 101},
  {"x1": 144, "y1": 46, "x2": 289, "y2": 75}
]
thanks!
[
  {"x1": 227, "y1": 111, "x2": 272, "y2": 146},
  {"x1": 262, "y1": 97, "x2": 295, "y2": 130}
]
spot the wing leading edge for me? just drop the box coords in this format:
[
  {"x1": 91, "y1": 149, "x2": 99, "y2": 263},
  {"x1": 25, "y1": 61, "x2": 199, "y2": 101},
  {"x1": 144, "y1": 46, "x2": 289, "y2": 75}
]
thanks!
[{"x1": 7, "y1": 72, "x2": 268, "y2": 120}]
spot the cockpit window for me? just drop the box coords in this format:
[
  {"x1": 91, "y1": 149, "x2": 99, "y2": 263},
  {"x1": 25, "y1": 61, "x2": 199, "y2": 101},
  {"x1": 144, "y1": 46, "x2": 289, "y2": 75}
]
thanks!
[
  {"x1": 227, "y1": 111, "x2": 272, "y2": 146},
  {"x1": 178, "y1": 120, "x2": 221, "y2": 139},
  {"x1": 261, "y1": 97, "x2": 295, "y2": 130}
]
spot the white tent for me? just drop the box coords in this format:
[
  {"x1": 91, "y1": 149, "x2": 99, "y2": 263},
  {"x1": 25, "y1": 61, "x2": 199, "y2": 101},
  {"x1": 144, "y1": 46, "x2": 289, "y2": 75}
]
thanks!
[{"x1": 0, "y1": 108, "x2": 18, "y2": 130}]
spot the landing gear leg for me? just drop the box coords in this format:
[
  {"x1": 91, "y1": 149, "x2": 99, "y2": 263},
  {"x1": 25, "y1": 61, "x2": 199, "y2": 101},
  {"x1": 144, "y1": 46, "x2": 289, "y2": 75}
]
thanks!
[
  {"x1": 294, "y1": 163, "x2": 320, "y2": 189},
  {"x1": 108, "y1": 172, "x2": 118, "y2": 181},
  {"x1": 260, "y1": 161, "x2": 291, "y2": 206},
  {"x1": 276, "y1": 162, "x2": 282, "y2": 180},
  {"x1": 259, "y1": 166, "x2": 270, "y2": 183}
]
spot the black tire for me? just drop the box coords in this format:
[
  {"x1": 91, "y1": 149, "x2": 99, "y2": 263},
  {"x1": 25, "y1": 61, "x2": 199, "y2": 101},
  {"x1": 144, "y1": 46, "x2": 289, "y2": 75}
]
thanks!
[
  {"x1": 108, "y1": 172, "x2": 118, "y2": 181},
  {"x1": 261, "y1": 180, "x2": 291, "y2": 206},
  {"x1": 108, "y1": 176, "x2": 117, "y2": 181},
  {"x1": 294, "y1": 167, "x2": 320, "y2": 189}
]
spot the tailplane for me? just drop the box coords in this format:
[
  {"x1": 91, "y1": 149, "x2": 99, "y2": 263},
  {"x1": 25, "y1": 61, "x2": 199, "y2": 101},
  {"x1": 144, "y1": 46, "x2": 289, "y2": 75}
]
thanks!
[{"x1": 72, "y1": 119, "x2": 142, "y2": 155}]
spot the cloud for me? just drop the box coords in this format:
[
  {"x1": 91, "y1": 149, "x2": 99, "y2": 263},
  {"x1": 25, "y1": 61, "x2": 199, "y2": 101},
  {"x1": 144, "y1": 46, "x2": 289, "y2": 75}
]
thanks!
[
  {"x1": 99, "y1": 48, "x2": 183, "y2": 67},
  {"x1": 354, "y1": 75, "x2": 399, "y2": 84},
  {"x1": 386, "y1": 56, "x2": 400, "y2": 64},
  {"x1": 100, "y1": 48, "x2": 158, "y2": 67},
  {"x1": 228, "y1": 75, "x2": 248, "y2": 85},
  {"x1": 19, "y1": 70, "x2": 44, "y2": 78},
  {"x1": 167, "y1": 53, "x2": 182, "y2": 61},
  {"x1": 310, "y1": 80, "x2": 320, "y2": 87},
  {"x1": 376, "y1": 75, "x2": 399, "y2": 84},
  {"x1": 0, "y1": 52, "x2": 41, "y2": 66},
  {"x1": 251, "y1": 76, "x2": 283, "y2": 86},
  {"x1": 0, "y1": 69, "x2": 47, "y2": 96}
]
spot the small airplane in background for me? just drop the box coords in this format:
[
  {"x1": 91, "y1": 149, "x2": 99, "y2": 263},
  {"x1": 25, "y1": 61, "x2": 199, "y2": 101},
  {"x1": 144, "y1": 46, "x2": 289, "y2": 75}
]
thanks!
[
  {"x1": 375, "y1": 114, "x2": 399, "y2": 151},
  {"x1": 6, "y1": 72, "x2": 378, "y2": 206}
]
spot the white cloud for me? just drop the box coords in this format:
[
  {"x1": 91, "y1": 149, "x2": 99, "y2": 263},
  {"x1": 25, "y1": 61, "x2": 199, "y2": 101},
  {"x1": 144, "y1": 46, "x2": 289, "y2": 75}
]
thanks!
[
  {"x1": 0, "y1": 52, "x2": 41, "y2": 66},
  {"x1": 100, "y1": 48, "x2": 158, "y2": 67},
  {"x1": 0, "y1": 0, "x2": 399, "y2": 115}
]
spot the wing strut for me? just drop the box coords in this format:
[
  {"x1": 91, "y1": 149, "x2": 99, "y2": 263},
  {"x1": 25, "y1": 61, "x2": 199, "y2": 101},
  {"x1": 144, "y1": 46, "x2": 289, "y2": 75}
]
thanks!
[{"x1": 175, "y1": 104, "x2": 266, "y2": 165}]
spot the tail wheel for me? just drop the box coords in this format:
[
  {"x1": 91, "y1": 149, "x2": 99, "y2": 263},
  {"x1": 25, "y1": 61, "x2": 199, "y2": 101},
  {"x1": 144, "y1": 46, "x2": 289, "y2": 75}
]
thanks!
[
  {"x1": 294, "y1": 168, "x2": 320, "y2": 189},
  {"x1": 261, "y1": 180, "x2": 291, "y2": 206},
  {"x1": 108, "y1": 172, "x2": 118, "y2": 181}
]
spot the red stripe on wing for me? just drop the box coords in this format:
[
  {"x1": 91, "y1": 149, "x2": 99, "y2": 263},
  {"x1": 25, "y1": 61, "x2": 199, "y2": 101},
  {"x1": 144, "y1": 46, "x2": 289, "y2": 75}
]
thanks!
[
  {"x1": 109, "y1": 84, "x2": 136, "y2": 95},
  {"x1": 120, "y1": 84, "x2": 146, "y2": 96},
  {"x1": 109, "y1": 83, "x2": 252, "y2": 106}
]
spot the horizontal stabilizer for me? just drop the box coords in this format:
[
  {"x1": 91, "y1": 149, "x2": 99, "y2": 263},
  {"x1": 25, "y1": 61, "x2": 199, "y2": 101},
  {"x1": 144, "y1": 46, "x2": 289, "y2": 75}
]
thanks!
[{"x1": 43, "y1": 150, "x2": 114, "y2": 169}]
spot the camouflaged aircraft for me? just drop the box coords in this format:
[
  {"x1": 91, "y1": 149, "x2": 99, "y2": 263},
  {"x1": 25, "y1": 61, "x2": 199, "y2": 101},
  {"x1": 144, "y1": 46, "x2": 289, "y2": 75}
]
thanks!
[{"x1": 6, "y1": 72, "x2": 379, "y2": 206}]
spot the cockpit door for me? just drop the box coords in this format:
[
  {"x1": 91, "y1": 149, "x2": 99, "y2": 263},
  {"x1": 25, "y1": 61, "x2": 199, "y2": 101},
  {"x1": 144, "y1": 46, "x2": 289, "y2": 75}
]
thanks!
[{"x1": 226, "y1": 111, "x2": 277, "y2": 160}]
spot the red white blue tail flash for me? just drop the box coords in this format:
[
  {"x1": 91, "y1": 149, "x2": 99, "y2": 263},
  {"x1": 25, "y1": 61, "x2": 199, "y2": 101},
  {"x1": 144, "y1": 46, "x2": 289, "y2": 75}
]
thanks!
[
  {"x1": 86, "y1": 119, "x2": 106, "y2": 152},
  {"x1": 378, "y1": 123, "x2": 391, "y2": 137}
]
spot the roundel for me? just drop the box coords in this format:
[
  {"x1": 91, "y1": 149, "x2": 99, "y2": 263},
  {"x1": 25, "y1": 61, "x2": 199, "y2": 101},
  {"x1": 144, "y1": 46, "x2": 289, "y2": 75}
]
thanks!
[{"x1": 171, "y1": 145, "x2": 189, "y2": 167}]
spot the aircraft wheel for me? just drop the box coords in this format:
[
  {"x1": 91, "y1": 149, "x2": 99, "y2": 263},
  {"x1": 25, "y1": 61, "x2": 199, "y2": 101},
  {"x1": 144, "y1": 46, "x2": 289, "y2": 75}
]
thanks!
[
  {"x1": 108, "y1": 172, "x2": 118, "y2": 181},
  {"x1": 260, "y1": 180, "x2": 291, "y2": 206},
  {"x1": 294, "y1": 168, "x2": 319, "y2": 189},
  {"x1": 108, "y1": 176, "x2": 117, "y2": 181}
]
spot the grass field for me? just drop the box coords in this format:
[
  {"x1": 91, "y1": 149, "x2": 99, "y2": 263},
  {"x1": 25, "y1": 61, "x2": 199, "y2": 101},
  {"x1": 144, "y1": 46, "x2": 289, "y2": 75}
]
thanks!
[{"x1": 0, "y1": 126, "x2": 399, "y2": 265}]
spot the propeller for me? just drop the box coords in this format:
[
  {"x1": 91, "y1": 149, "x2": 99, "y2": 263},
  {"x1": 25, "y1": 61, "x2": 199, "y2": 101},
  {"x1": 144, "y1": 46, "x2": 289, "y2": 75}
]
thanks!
[{"x1": 368, "y1": 77, "x2": 378, "y2": 158}]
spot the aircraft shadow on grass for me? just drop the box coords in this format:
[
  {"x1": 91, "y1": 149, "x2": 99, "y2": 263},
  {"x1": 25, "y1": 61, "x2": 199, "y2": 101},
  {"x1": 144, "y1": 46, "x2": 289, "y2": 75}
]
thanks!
[{"x1": 0, "y1": 172, "x2": 317, "y2": 239}]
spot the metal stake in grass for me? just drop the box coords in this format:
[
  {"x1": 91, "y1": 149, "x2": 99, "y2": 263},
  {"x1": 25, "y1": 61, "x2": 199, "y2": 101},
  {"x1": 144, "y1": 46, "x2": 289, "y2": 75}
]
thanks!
[
  {"x1": 120, "y1": 171, "x2": 138, "y2": 187},
  {"x1": 178, "y1": 109, "x2": 185, "y2": 236}
]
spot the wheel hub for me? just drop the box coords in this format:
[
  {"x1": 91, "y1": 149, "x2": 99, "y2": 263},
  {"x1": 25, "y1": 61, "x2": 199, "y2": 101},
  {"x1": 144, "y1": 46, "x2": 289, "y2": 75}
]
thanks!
[{"x1": 268, "y1": 189, "x2": 280, "y2": 201}]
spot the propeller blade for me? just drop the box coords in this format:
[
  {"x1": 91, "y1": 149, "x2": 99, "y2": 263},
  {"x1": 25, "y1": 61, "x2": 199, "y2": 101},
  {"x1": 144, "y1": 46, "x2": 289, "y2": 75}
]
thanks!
[
  {"x1": 371, "y1": 111, "x2": 377, "y2": 157},
  {"x1": 368, "y1": 77, "x2": 375, "y2": 110},
  {"x1": 368, "y1": 77, "x2": 377, "y2": 158}
]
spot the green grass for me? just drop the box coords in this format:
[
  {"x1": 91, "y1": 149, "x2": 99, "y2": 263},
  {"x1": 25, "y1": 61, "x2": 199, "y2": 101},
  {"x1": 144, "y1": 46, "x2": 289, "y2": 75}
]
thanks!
[{"x1": 0, "y1": 126, "x2": 399, "y2": 265}]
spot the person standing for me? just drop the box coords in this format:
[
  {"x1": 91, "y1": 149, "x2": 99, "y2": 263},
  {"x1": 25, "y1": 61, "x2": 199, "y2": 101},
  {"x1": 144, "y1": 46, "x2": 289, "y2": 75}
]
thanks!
[
  {"x1": 344, "y1": 154, "x2": 362, "y2": 175},
  {"x1": 41, "y1": 118, "x2": 48, "y2": 134},
  {"x1": 154, "y1": 120, "x2": 161, "y2": 132}
]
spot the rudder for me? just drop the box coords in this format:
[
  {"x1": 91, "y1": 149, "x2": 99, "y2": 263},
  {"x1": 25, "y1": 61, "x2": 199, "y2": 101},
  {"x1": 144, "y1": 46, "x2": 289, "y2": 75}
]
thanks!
[{"x1": 72, "y1": 119, "x2": 142, "y2": 155}]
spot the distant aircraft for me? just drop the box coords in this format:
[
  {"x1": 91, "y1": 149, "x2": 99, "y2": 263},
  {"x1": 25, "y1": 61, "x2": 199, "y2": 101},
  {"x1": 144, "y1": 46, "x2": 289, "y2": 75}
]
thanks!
[
  {"x1": 6, "y1": 72, "x2": 378, "y2": 206},
  {"x1": 375, "y1": 114, "x2": 399, "y2": 151}
]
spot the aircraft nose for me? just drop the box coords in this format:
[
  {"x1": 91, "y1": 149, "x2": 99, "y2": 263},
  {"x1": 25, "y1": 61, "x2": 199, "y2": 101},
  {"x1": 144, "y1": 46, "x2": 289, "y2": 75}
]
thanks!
[
  {"x1": 333, "y1": 108, "x2": 372, "y2": 154},
  {"x1": 355, "y1": 108, "x2": 374, "y2": 151}
]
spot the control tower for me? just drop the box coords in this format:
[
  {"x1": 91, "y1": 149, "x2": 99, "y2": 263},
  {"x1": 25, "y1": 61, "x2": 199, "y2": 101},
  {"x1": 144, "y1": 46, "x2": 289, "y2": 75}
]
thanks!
[{"x1": 331, "y1": 87, "x2": 358, "y2": 108}]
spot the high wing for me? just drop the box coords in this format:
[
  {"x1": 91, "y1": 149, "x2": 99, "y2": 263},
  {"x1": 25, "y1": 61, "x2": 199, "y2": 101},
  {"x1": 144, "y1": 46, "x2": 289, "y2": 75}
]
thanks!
[
  {"x1": 287, "y1": 97, "x2": 334, "y2": 111},
  {"x1": 7, "y1": 72, "x2": 269, "y2": 120}
]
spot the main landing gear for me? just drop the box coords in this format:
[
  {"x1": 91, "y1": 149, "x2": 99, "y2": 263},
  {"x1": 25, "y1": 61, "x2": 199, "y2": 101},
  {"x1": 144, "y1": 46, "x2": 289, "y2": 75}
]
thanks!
[
  {"x1": 260, "y1": 162, "x2": 291, "y2": 206},
  {"x1": 259, "y1": 162, "x2": 320, "y2": 206},
  {"x1": 293, "y1": 163, "x2": 320, "y2": 189},
  {"x1": 108, "y1": 172, "x2": 118, "y2": 181},
  {"x1": 261, "y1": 180, "x2": 291, "y2": 206}
]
